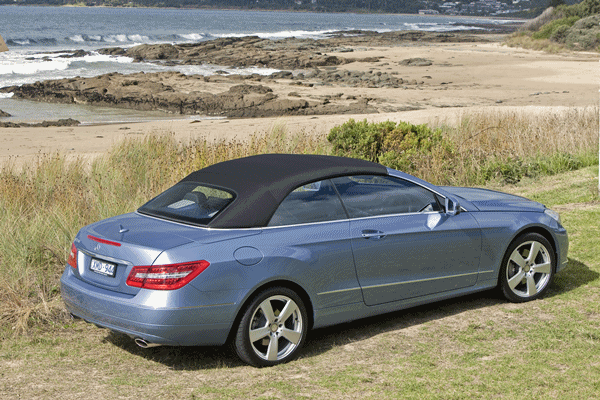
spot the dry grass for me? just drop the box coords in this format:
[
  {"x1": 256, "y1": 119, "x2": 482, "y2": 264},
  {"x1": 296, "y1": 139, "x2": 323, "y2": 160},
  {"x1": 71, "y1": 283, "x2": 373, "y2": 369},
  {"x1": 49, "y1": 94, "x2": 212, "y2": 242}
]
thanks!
[
  {"x1": 520, "y1": 7, "x2": 558, "y2": 32},
  {"x1": 437, "y1": 106, "x2": 598, "y2": 185},
  {"x1": 0, "y1": 107, "x2": 597, "y2": 337},
  {"x1": 504, "y1": 31, "x2": 570, "y2": 53}
]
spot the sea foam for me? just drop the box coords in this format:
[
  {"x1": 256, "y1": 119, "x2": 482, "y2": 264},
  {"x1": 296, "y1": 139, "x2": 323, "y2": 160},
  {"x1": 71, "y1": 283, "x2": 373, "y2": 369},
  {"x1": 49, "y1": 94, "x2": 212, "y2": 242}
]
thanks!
[
  {"x1": 82, "y1": 53, "x2": 134, "y2": 64},
  {"x1": 0, "y1": 59, "x2": 70, "y2": 75}
]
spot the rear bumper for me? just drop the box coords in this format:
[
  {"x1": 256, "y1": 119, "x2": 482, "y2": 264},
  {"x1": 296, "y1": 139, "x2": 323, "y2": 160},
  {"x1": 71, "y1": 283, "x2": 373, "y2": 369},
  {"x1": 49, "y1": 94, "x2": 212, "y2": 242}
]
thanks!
[{"x1": 60, "y1": 267, "x2": 241, "y2": 346}]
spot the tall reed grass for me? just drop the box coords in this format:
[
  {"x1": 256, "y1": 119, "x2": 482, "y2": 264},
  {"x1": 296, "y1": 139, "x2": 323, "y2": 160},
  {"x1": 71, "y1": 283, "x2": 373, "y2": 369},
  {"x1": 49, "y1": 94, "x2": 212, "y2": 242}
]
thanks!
[
  {"x1": 438, "y1": 107, "x2": 598, "y2": 185},
  {"x1": 0, "y1": 107, "x2": 597, "y2": 337}
]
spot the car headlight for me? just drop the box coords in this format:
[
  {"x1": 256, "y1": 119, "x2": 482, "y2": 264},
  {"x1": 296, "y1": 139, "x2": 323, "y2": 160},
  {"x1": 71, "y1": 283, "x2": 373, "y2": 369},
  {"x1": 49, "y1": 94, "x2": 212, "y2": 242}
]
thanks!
[{"x1": 544, "y1": 208, "x2": 561, "y2": 224}]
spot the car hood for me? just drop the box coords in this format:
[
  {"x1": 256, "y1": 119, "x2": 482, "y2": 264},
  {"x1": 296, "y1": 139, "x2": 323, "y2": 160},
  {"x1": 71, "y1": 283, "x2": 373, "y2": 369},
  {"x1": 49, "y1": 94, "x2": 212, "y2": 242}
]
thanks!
[{"x1": 440, "y1": 187, "x2": 546, "y2": 212}]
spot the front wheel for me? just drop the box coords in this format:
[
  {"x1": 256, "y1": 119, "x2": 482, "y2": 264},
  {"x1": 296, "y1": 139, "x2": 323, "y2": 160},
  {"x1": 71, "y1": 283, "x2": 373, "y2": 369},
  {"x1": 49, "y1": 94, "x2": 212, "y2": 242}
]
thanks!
[
  {"x1": 500, "y1": 233, "x2": 555, "y2": 303},
  {"x1": 234, "y1": 287, "x2": 308, "y2": 367}
]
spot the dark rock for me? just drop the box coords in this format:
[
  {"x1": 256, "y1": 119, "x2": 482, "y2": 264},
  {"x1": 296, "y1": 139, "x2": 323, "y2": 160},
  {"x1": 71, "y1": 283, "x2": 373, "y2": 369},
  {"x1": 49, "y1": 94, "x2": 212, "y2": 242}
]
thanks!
[
  {"x1": 399, "y1": 58, "x2": 433, "y2": 66},
  {"x1": 4, "y1": 70, "x2": 382, "y2": 118},
  {"x1": 0, "y1": 109, "x2": 10, "y2": 118},
  {"x1": 126, "y1": 44, "x2": 180, "y2": 60},
  {"x1": 58, "y1": 50, "x2": 89, "y2": 58}
]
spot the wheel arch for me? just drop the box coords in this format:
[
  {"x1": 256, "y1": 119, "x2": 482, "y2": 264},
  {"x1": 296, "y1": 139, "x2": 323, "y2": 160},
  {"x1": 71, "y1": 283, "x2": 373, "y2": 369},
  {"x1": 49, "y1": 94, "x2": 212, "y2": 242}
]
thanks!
[
  {"x1": 503, "y1": 225, "x2": 558, "y2": 276},
  {"x1": 226, "y1": 279, "x2": 315, "y2": 343},
  {"x1": 498, "y1": 226, "x2": 557, "y2": 302},
  {"x1": 497, "y1": 225, "x2": 558, "y2": 287}
]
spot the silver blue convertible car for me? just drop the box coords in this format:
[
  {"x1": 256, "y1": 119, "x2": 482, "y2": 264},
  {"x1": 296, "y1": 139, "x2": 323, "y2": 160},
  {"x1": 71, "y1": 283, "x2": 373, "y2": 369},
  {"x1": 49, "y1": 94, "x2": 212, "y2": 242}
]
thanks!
[{"x1": 61, "y1": 154, "x2": 568, "y2": 367}]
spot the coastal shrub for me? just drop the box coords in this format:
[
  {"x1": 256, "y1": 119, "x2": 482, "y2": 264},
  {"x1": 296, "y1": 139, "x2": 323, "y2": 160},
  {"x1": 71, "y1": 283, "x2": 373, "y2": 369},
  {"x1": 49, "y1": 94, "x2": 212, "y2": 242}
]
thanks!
[
  {"x1": 550, "y1": 25, "x2": 571, "y2": 42},
  {"x1": 556, "y1": 0, "x2": 600, "y2": 18},
  {"x1": 532, "y1": 16, "x2": 580, "y2": 40},
  {"x1": 564, "y1": 15, "x2": 600, "y2": 50},
  {"x1": 327, "y1": 119, "x2": 455, "y2": 178},
  {"x1": 326, "y1": 119, "x2": 396, "y2": 162},
  {"x1": 511, "y1": 0, "x2": 600, "y2": 51}
]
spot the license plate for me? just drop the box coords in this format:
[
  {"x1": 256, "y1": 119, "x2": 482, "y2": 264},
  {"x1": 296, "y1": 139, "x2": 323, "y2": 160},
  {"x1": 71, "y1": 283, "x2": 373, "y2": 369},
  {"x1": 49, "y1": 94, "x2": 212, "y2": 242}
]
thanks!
[{"x1": 90, "y1": 258, "x2": 117, "y2": 277}]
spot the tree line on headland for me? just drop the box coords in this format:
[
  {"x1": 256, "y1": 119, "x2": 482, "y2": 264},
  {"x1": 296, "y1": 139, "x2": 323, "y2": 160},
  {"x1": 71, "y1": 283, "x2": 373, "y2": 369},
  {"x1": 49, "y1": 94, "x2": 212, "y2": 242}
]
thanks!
[{"x1": 0, "y1": 0, "x2": 587, "y2": 17}]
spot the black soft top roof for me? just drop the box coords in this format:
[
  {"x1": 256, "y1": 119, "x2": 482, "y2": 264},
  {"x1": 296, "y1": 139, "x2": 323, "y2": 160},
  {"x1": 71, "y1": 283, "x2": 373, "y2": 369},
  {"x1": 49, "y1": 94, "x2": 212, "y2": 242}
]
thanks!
[{"x1": 180, "y1": 154, "x2": 388, "y2": 228}]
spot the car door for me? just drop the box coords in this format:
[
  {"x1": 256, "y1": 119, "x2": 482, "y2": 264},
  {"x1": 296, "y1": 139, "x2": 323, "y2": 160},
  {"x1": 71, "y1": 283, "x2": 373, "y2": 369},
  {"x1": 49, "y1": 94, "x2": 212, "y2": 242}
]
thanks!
[
  {"x1": 263, "y1": 179, "x2": 361, "y2": 309},
  {"x1": 331, "y1": 175, "x2": 482, "y2": 306}
]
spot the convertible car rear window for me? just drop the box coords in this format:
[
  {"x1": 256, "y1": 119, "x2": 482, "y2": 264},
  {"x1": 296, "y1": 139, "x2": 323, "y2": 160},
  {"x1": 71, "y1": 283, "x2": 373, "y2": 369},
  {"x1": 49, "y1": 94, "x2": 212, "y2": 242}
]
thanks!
[{"x1": 138, "y1": 182, "x2": 235, "y2": 226}]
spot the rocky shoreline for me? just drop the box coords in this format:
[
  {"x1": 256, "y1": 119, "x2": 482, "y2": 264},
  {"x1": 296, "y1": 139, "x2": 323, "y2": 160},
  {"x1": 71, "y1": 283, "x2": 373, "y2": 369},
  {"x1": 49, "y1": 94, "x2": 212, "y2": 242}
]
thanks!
[
  {"x1": 0, "y1": 31, "x2": 497, "y2": 119},
  {"x1": 0, "y1": 118, "x2": 79, "y2": 128}
]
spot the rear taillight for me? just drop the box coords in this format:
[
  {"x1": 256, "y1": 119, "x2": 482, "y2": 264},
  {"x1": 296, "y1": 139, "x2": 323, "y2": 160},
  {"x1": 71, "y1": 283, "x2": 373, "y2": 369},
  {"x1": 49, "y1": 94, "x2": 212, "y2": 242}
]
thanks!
[
  {"x1": 67, "y1": 243, "x2": 78, "y2": 269},
  {"x1": 126, "y1": 260, "x2": 210, "y2": 290}
]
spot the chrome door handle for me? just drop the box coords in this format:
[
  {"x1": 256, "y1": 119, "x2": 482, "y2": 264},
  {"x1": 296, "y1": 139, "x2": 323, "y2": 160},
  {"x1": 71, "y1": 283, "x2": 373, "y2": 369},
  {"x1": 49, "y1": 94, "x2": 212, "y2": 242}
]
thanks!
[{"x1": 361, "y1": 230, "x2": 386, "y2": 239}]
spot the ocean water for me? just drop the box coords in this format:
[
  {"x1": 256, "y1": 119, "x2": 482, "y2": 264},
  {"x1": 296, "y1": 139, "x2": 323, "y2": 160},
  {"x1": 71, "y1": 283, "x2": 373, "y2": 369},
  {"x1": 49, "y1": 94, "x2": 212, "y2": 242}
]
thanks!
[{"x1": 0, "y1": 6, "x2": 516, "y2": 123}]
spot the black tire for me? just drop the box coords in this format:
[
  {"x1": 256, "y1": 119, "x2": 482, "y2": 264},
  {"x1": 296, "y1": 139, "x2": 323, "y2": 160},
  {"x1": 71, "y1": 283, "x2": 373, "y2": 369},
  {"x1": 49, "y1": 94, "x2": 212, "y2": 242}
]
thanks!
[
  {"x1": 500, "y1": 232, "x2": 555, "y2": 303},
  {"x1": 234, "y1": 287, "x2": 308, "y2": 367}
]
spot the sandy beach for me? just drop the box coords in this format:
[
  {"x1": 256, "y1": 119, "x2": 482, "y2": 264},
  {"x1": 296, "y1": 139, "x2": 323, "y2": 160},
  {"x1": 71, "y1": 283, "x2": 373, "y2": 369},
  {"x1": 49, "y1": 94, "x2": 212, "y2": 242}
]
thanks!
[{"x1": 1, "y1": 36, "x2": 597, "y2": 165}]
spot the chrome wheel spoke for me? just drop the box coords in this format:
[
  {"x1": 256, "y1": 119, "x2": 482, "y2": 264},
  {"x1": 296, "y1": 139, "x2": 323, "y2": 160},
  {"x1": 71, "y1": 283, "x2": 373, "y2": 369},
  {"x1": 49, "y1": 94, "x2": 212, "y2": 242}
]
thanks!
[
  {"x1": 280, "y1": 327, "x2": 302, "y2": 345},
  {"x1": 534, "y1": 261, "x2": 552, "y2": 275},
  {"x1": 509, "y1": 251, "x2": 526, "y2": 270},
  {"x1": 266, "y1": 335, "x2": 279, "y2": 361},
  {"x1": 258, "y1": 299, "x2": 276, "y2": 324},
  {"x1": 526, "y1": 274, "x2": 538, "y2": 296},
  {"x1": 278, "y1": 299, "x2": 298, "y2": 324},
  {"x1": 249, "y1": 326, "x2": 270, "y2": 343},
  {"x1": 508, "y1": 269, "x2": 526, "y2": 290},
  {"x1": 528, "y1": 241, "x2": 542, "y2": 262}
]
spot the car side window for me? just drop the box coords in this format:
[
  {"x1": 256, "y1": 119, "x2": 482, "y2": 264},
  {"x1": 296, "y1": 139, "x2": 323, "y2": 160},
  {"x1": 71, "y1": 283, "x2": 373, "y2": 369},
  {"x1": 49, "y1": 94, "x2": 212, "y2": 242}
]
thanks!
[
  {"x1": 331, "y1": 175, "x2": 442, "y2": 218},
  {"x1": 268, "y1": 179, "x2": 347, "y2": 227}
]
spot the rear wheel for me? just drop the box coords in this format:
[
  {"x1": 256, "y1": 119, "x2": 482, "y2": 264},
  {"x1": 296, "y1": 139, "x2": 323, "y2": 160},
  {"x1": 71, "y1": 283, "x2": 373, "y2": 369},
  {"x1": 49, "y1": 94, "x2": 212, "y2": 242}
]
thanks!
[
  {"x1": 234, "y1": 287, "x2": 308, "y2": 367},
  {"x1": 500, "y1": 233, "x2": 555, "y2": 303}
]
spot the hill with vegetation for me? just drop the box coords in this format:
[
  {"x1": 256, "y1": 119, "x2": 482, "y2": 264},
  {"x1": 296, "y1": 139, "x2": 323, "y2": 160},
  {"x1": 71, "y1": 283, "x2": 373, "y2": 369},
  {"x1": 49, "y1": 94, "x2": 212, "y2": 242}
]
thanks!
[
  {"x1": 0, "y1": 0, "x2": 585, "y2": 17},
  {"x1": 507, "y1": 0, "x2": 600, "y2": 51}
]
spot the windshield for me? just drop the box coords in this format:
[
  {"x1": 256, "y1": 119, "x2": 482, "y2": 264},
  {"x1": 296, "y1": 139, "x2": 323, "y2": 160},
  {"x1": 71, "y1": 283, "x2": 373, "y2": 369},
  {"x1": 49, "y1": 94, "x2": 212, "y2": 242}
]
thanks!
[{"x1": 138, "y1": 182, "x2": 235, "y2": 226}]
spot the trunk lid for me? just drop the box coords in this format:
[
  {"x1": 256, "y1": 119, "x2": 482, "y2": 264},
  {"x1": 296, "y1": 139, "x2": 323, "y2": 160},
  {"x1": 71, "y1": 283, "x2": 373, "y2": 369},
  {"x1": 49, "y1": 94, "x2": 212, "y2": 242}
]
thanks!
[{"x1": 73, "y1": 212, "x2": 260, "y2": 295}]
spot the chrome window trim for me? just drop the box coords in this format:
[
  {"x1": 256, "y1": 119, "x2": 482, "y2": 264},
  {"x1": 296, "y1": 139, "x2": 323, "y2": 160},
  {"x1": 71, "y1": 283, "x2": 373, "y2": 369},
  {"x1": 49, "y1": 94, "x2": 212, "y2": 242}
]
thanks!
[
  {"x1": 261, "y1": 210, "x2": 443, "y2": 230},
  {"x1": 135, "y1": 171, "x2": 466, "y2": 230}
]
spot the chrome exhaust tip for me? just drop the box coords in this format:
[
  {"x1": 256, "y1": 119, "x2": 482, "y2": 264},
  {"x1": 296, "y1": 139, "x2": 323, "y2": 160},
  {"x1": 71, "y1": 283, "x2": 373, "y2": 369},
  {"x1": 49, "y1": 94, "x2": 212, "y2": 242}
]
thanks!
[{"x1": 134, "y1": 338, "x2": 162, "y2": 348}]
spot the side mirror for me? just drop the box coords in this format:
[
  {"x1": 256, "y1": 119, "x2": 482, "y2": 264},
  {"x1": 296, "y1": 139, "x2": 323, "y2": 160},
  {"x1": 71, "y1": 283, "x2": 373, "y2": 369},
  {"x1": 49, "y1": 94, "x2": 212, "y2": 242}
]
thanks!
[{"x1": 445, "y1": 196, "x2": 461, "y2": 216}]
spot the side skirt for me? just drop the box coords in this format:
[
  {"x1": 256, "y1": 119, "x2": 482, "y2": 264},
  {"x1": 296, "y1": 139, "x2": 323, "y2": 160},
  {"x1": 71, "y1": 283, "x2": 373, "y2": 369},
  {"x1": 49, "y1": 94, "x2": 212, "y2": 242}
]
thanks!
[{"x1": 312, "y1": 279, "x2": 498, "y2": 330}]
